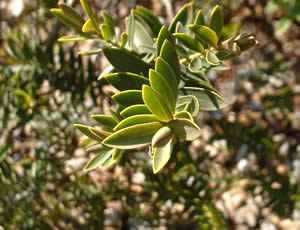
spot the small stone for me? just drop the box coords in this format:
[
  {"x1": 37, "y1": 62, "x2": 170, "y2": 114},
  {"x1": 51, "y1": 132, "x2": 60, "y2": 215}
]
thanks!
[{"x1": 279, "y1": 141, "x2": 290, "y2": 156}]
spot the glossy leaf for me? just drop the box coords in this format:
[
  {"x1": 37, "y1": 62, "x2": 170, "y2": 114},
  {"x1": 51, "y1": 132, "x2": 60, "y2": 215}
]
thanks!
[
  {"x1": 136, "y1": 6, "x2": 162, "y2": 35},
  {"x1": 91, "y1": 115, "x2": 118, "y2": 129},
  {"x1": 105, "y1": 72, "x2": 149, "y2": 91},
  {"x1": 149, "y1": 69, "x2": 176, "y2": 113},
  {"x1": 177, "y1": 95, "x2": 200, "y2": 117},
  {"x1": 112, "y1": 90, "x2": 143, "y2": 107},
  {"x1": 100, "y1": 156, "x2": 117, "y2": 168},
  {"x1": 142, "y1": 85, "x2": 173, "y2": 122},
  {"x1": 103, "y1": 122, "x2": 163, "y2": 149},
  {"x1": 151, "y1": 126, "x2": 173, "y2": 147},
  {"x1": 58, "y1": 3, "x2": 85, "y2": 26},
  {"x1": 109, "y1": 109, "x2": 122, "y2": 123},
  {"x1": 209, "y1": 5, "x2": 224, "y2": 38},
  {"x1": 189, "y1": 25, "x2": 218, "y2": 48},
  {"x1": 98, "y1": 64, "x2": 114, "y2": 80},
  {"x1": 103, "y1": 48, "x2": 150, "y2": 76},
  {"x1": 182, "y1": 87, "x2": 227, "y2": 111},
  {"x1": 152, "y1": 134, "x2": 176, "y2": 174},
  {"x1": 89, "y1": 127, "x2": 111, "y2": 139},
  {"x1": 114, "y1": 114, "x2": 159, "y2": 131},
  {"x1": 206, "y1": 50, "x2": 221, "y2": 66},
  {"x1": 51, "y1": 9, "x2": 82, "y2": 33},
  {"x1": 120, "y1": 104, "x2": 151, "y2": 118},
  {"x1": 173, "y1": 33, "x2": 204, "y2": 53},
  {"x1": 175, "y1": 102, "x2": 189, "y2": 113},
  {"x1": 169, "y1": 2, "x2": 195, "y2": 33},
  {"x1": 112, "y1": 149, "x2": 125, "y2": 161},
  {"x1": 134, "y1": 20, "x2": 154, "y2": 48},
  {"x1": 156, "y1": 26, "x2": 175, "y2": 57},
  {"x1": 82, "y1": 19, "x2": 96, "y2": 33},
  {"x1": 220, "y1": 23, "x2": 240, "y2": 42},
  {"x1": 74, "y1": 124, "x2": 103, "y2": 142},
  {"x1": 102, "y1": 11, "x2": 115, "y2": 38},
  {"x1": 58, "y1": 35, "x2": 89, "y2": 42},
  {"x1": 159, "y1": 40, "x2": 180, "y2": 83},
  {"x1": 100, "y1": 24, "x2": 110, "y2": 41},
  {"x1": 121, "y1": 32, "x2": 128, "y2": 48},
  {"x1": 126, "y1": 11, "x2": 135, "y2": 50},
  {"x1": 84, "y1": 148, "x2": 113, "y2": 171},
  {"x1": 194, "y1": 9, "x2": 205, "y2": 25},
  {"x1": 79, "y1": 49, "x2": 102, "y2": 56},
  {"x1": 174, "y1": 111, "x2": 193, "y2": 121},
  {"x1": 168, "y1": 118, "x2": 201, "y2": 141},
  {"x1": 80, "y1": 0, "x2": 99, "y2": 34},
  {"x1": 188, "y1": 56, "x2": 202, "y2": 73},
  {"x1": 155, "y1": 57, "x2": 178, "y2": 97}
]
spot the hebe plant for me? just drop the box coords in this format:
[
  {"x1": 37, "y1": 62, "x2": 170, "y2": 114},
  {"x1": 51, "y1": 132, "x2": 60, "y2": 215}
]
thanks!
[{"x1": 51, "y1": 1, "x2": 256, "y2": 173}]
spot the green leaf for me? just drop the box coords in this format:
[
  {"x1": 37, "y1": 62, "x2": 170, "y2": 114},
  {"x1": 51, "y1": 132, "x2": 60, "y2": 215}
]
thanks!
[
  {"x1": 194, "y1": 9, "x2": 205, "y2": 25},
  {"x1": 80, "y1": 137, "x2": 97, "y2": 148},
  {"x1": 109, "y1": 109, "x2": 122, "y2": 123},
  {"x1": 82, "y1": 19, "x2": 96, "y2": 33},
  {"x1": 136, "y1": 6, "x2": 163, "y2": 35},
  {"x1": 134, "y1": 19, "x2": 154, "y2": 48},
  {"x1": 208, "y1": 62, "x2": 230, "y2": 71},
  {"x1": 155, "y1": 57, "x2": 178, "y2": 97},
  {"x1": 121, "y1": 32, "x2": 128, "y2": 48},
  {"x1": 142, "y1": 85, "x2": 173, "y2": 122},
  {"x1": 112, "y1": 90, "x2": 143, "y2": 107},
  {"x1": 177, "y1": 95, "x2": 200, "y2": 117},
  {"x1": 103, "y1": 122, "x2": 163, "y2": 149},
  {"x1": 151, "y1": 126, "x2": 173, "y2": 147},
  {"x1": 168, "y1": 118, "x2": 200, "y2": 141},
  {"x1": 58, "y1": 35, "x2": 90, "y2": 42},
  {"x1": 74, "y1": 124, "x2": 103, "y2": 142},
  {"x1": 182, "y1": 87, "x2": 227, "y2": 111},
  {"x1": 80, "y1": 0, "x2": 100, "y2": 34},
  {"x1": 114, "y1": 114, "x2": 159, "y2": 131},
  {"x1": 100, "y1": 24, "x2": 110, "y2": 41},
  {"x1": 102, "y1": 11, "x2": 115, "y2": 38},
  {"x1": 188, "y1": 25, "x2": 218, "y2": 48},
  {"x1": 79, "y1": 49, "x2": 103, "y2": 56},
  {"x1": 206, "y1": 50, "x2": 221, "y2": 66},
  {"x1": 89, "y1": 127, "x2": 111, "y2": 139},
  {"x1": 58, "y1": 3, "x2": 85, "y2": 26},
  {"x1": 105, "y1": 72, "x2": 149, "y2": 91},
  {"x1": 91, "y1": 115, "x2": 118, "y2": 129},
  {"x1": 51, "y1": 9, "x2": 83, "y2": 33},
  {"x1": 159, "y1": 40, "x2": 180, "y2": 83},
  {"x1": 112, "y1": 149, "x2": 125, "y2": 161},
  {"x1": 175, "y1": 102, "x2": 189, "y2": 113},
  {"x1": 100, "y1": 156, "x2": 117, "y2": 168},
  {"x1": 149, "y1": 69, "x2": 176, "y2": 113},
  {"x1": 103, "y1": 48, "x2": 150, "y2": 76},
  {"x1": 152, "y1": 134, "x2": 176, "y2": 174},
  {"x1": 188, "y1": 55, "x2": 202, "y2": 73},
  {"x1": 156, "y1": 26, "x2": 175, "y2": 57},
  {"x1": 98, "y1": 64, "x2": 114, "y2": 80},
  {"x1": 126, "y1": 11, "x2": 135, "y2": 50},
  {"x1": 169, "y1": 2, "x2": 195, "y2": 33},
  {"x1": 209, "y1": 5, "x2": 224, "y2": 38},
  {"x1": 220, "y1": 23, "x2": 240, "y2": 42},
  {"x1": 174, "y1": 111, "x2": 193, "y2": 121},
  {"x1": 84, "y1": 147, "x2": 113, "y2": 171},
  {"x1": 120, "y1": 104, "x2": 151, "y2": 118},
  {"x1": 173, "y1": 33, "x2": 204, "y2": 53}
]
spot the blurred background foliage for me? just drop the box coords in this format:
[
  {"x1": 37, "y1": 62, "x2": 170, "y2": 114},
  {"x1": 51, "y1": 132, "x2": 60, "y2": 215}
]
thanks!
[{"x1": 0, "y1": 0, "x2": 299, "y2": 229}]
